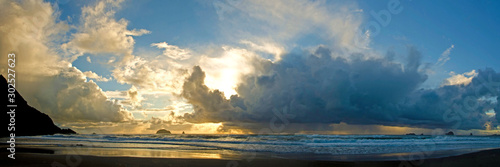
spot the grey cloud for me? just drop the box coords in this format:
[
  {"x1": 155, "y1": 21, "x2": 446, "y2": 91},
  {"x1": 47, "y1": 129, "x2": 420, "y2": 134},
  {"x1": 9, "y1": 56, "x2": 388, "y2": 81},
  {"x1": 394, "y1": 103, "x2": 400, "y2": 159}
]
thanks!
[{"x1": 181, "y1": 46, "x2": 499, "y2": 132}]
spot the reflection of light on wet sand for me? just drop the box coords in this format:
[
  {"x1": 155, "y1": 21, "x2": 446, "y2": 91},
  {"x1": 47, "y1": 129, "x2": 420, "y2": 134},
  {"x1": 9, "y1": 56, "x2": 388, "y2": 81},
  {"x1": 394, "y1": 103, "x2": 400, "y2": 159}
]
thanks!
[{"x1": 54, "y1": 147, "x2": 224, "y2": 159}]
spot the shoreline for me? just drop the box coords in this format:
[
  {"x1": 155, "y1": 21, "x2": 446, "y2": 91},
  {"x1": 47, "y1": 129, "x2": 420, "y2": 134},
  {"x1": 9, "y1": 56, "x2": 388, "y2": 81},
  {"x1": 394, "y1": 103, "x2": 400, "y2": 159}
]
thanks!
[{"x1": 2, "y1": 146, "x2": 500, "y2": 167}]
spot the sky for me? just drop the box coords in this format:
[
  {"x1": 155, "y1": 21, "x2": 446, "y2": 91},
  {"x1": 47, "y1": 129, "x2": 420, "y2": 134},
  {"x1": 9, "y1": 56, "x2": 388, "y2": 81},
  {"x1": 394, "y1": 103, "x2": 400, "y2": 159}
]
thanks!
[{"x1": 0, "y1": 0, "x2": 499, "y2": 135}]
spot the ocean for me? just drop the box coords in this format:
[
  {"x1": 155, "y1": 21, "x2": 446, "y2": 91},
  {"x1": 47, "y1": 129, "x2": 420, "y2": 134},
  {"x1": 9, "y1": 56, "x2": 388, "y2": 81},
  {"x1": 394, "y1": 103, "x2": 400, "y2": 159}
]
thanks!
[{"x1": 15, "y1": 134, "x2": 500, "y2": 161}]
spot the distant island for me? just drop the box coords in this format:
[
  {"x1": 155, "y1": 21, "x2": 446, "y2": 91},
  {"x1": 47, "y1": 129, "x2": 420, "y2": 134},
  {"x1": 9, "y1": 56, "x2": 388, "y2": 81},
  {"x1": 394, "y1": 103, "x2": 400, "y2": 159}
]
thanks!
[
  {"x1": 1, "y1": 75, "x2": 76, "y2": 137},
  {"x1": 446, "y1": 131, "x2": 454, "y2": 135},
  {"x1": 156, "y1": 129, "x2": 171, "y2": 134}
]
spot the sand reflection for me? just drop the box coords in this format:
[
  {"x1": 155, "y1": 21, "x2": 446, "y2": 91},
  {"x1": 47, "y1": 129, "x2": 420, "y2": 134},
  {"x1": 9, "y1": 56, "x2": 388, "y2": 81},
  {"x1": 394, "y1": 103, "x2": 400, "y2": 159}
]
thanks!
[{"x1": 54, "y1": 147, "x2": 226, "y2": 159}]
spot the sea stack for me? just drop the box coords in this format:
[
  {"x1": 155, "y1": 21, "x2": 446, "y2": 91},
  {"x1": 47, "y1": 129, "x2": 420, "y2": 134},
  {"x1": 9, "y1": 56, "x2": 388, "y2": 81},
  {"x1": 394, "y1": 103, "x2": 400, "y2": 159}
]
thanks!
[
  {"x1": 156, "y1": 129, "x2": 171, "y2": 134},
  {"x1": 445, "y1": 131, "x2": 454, "y2": 135}
]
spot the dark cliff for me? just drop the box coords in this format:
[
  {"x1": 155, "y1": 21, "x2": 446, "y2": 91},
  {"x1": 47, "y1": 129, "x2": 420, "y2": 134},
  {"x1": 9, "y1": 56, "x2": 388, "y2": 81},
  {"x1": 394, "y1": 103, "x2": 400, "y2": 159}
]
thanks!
[{"x1": 1, "y1": 75, "x2": 76, "y2": 137}]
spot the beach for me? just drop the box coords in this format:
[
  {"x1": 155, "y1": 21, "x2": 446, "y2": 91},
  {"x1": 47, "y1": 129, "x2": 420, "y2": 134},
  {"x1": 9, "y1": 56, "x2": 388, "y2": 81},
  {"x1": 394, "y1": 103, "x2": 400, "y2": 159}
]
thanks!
[
  {"x1": 2, "y1": 134, "x2": 500, "y2": 167},
  {"x1": 1, "y1": 146, "x2": 500, "y2": 167}
]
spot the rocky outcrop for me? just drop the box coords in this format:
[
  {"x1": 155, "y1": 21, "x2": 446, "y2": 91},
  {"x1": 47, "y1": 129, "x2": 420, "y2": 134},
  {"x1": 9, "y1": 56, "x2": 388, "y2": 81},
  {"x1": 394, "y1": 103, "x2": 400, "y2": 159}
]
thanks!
[
  {"x1": 1, "y1": 75, "x2": 76, "y2": 137},
  {"x1": 156, "y1": 129, "x2": 171, "y2": 134},
  {"x1": 445, "y1": 131, "x2": 454, "y2": 135}
]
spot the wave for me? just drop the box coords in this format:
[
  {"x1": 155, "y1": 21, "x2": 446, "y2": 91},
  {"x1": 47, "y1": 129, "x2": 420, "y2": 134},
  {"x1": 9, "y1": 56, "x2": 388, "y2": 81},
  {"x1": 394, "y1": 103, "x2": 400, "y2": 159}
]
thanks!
[{"x1": 18, "y1": 134, "x2": 500, "y2": 155}]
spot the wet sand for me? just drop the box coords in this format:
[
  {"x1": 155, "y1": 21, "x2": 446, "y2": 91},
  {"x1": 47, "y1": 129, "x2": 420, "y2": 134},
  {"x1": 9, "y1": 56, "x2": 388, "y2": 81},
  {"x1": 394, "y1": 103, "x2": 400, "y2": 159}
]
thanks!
[{"x1": 1, "y1": 146, "x2": 499, "y2": 167}]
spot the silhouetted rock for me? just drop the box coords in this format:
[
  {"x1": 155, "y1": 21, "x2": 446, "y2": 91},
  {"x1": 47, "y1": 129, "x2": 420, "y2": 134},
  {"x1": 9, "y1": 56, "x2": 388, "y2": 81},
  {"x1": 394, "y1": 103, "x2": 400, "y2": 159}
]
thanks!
[
  {"x1": 156, "y1": 129, "x2": 171, "y2": 134},
  {"x1": 420, "y1": 133, "x2": 424, "y2": 135},
  {"x1": 60, "y1": 128, "x2": 77, "y2": 134},
  {"x1": 470, "y1": 133, "x2": 473, "y2": 136},
  {"x1": 182, "y1": 131, "x2": 185, "y2": 134},
  {"x1": 445, "y1": 131, "x2": 454, "y2": 135},
  {"x1": 1, "y1": 75, "x2": 76, "y2": 137},
  {"x1": 405, "y1": 133, "x2": 416, "y2": 135}
]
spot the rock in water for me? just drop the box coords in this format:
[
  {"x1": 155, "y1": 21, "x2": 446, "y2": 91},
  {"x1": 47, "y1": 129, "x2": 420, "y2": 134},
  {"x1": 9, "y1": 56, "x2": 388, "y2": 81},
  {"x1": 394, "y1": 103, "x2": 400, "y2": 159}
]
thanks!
[
  {"x1": 445, "y1": 131, "x2": 454, "y2": 135},
  {"x1": 156, "y1": 129, "x2": 171, "y2": 134},
  {"x1": 1, "y1": 75, "x2": 77, "y2": 137}
]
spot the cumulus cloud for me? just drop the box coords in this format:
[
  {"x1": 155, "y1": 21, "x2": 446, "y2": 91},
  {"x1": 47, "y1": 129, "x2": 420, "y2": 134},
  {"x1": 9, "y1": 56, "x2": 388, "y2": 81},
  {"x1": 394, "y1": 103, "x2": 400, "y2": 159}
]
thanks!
[
  {"x1": 62, "y1": 0, "x2": 150, "y2": 60},
  {"x1": 0, "y1": 0, "x2": 68, "y2": 76},
  {"x1": 121, "y1": 86, "x2": 144, "y2": 108},
  {"x1": 198, "y1": 46, "x2": 261, "y2": 98},
  {"x1": 112, "y1": 55, "x2": 189, "y2": 93},
  {"x1": 442, "y1": 70, "x2": 477, "y2": 86},
  {"x1": 28, "y1": 67, "x2": 133, "y2": 122},
  {"x1": 181, "y1": 46, "x2": 500, "y2": 132},
  {"x1": 0, "y1": 0, "x2": 133, "y2": 126}
]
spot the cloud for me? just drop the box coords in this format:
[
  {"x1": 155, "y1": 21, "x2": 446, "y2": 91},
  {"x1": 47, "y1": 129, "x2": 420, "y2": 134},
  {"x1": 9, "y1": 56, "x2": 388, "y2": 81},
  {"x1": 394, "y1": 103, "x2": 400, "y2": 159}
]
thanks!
[
  {"x1": 216, "y1": 0, "x2": 366, "y2": 50},
  {"x1": 436, "y1": 44, "x2": 454, "y2": 66},
  {"x1": 83, "y1": 71, "x2": 111, "y2": 82},
  {"x1": 104, "y1": 90, "x2": 128, "y2": 99},
  {"x1": 59, "y1": 118, "x2": 193, "y2": 134},
  {"x1": 28, "y1": 67, "x2": 134, "y2": 122},
  {"x1": 181, "y1": 46, "x2": 500, "y2": 132},
  {"x1": 62, "y1": 0, "x2": 150, "y2": 60},
  {"x1": 240, "y1": 40, "x2": 285, "y2": 61},
  {"x1": 198, "y1": 46, "x2": 260, "y2": 98},
  {"x1": 151, "y1": 42, "x2": 191, "y2": 60},
  {"x1": 123, "y1": 85, "x2": 143, "y2": 108},
  {"x1": 113, "y1": 0, "x2": 366, "y2": 113},
  {"x1": 0, "y1": 0, "x2": 133, "y2": 125},
  {"x1": 442, "y1": 70, "x2": 477, "y2": 86},
  {"x1": 181, "y1": 66, "x2": 235, "y2": 123},
  {"x1": 112, "y1": 55, "x2": 189, "y2": 93},
  {"x1": 0, "y1": 0, "x2": 69, "y2": 76},
  {"x1": 86, "y1": 56, "x2": 92, "y2": 63}
]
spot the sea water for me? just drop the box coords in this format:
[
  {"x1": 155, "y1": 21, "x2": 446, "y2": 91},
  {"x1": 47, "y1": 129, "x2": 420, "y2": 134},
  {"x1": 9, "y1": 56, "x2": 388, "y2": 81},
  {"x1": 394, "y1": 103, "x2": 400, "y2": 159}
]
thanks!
[{"x1": 15, "y1": 134, "x2": 500, "y2": 160}]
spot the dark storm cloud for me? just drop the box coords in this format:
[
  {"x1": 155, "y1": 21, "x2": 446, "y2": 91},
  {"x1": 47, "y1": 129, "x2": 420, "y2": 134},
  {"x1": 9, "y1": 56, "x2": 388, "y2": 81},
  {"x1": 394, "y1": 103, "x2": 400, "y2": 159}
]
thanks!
[{"x1": 181, "y1": 47, "x2": 500, "y2": 132}]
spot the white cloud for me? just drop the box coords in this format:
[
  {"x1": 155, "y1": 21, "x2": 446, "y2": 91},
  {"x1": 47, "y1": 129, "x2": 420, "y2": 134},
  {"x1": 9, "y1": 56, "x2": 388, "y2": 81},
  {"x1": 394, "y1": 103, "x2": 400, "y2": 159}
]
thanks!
[
  {"x1": 199, "y1": 46, "x2": 262, "y2": 98},
  {"x1": 436, "y1": 44, "x2": 454, "y2": 66},
  {"x1": 86, "y1": 56, "x2": 92, "y2": 63},
  {"x1": 30, "y1": 67, "x2": 134, "y2": 122},
  {"x1": 126, "y1": 85, "x2": 143, "y2": 108},
  {"x1": 240, "y1": 40, "x2": 284, "y2": 61},
  {"x1": 151, "y1": 42, "x2": 191, "y2": 60},
  {"x1": 0, "y1": 0, "x2": 69, "y2": 76},
  {"x1": 62, "y1": 0, "x2": 150, "y2": 60},
  {"x1": 0, "y1": 0, "x2": 133, "y2": 125},
  {"x1": 442, "y1": 70, "x2": 477, "y2": 86},
  {"x1": 104, "y1": 90, "x2": 128, "y2": 99},
  {"x1": 112, "y1": 55, "x2": 189, "y2": 93},
  {"x1": 83, "y1": 71, "x2": 111, "y2": 82}
]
